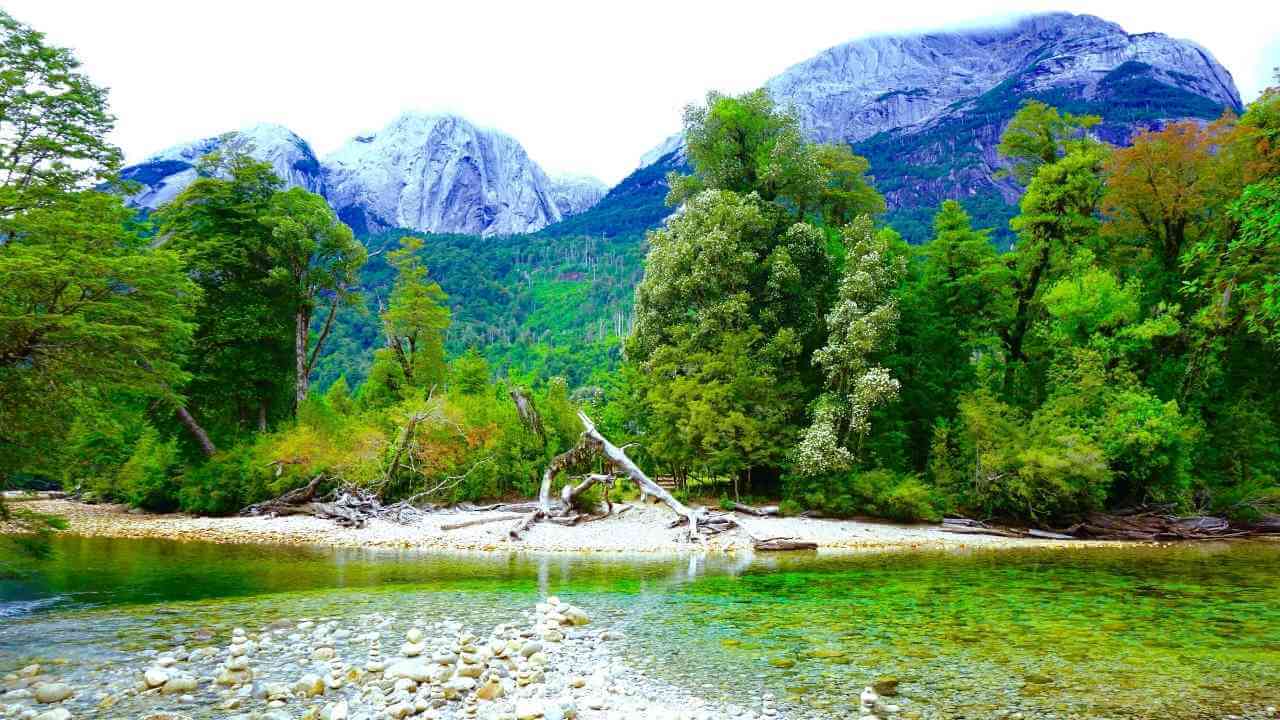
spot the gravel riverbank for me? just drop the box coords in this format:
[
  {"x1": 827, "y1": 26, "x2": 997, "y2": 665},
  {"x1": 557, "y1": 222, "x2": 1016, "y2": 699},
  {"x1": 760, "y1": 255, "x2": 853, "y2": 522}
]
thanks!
[
  {"x1": 2, "y1": 597, "x2": 796, "y2": 720},
  {"x1": 4, "y1": 499, "x2": 1112, "y2": 555}
]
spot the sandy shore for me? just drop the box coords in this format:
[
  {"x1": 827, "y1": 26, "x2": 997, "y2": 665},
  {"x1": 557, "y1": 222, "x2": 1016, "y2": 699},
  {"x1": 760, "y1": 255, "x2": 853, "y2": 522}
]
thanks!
[{"x1": 3, "y1": 498, "x2": 1116, "y2": 555}]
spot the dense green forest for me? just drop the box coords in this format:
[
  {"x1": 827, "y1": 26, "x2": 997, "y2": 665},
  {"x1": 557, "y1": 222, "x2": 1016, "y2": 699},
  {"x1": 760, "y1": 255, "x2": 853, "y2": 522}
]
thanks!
[{"x1": 2, "y1": 10, "x2": 1278, "y2": 532}]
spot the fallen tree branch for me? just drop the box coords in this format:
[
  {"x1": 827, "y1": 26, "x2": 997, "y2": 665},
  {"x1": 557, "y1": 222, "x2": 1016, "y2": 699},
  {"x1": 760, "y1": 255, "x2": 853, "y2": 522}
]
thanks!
[
  {"x1": 441, "y1": 514, "x2": 525, "y2": 531},
  {"x1": 730, "y1": 502, "x2": 780, "y2": 517},
  {"x1": 753, "y1": 537, "x2": 818, "y2": 551}
]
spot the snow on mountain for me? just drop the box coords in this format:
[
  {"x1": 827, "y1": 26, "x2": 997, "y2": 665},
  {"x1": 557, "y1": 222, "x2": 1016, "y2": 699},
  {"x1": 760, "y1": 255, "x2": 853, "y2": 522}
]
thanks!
[{"x1": 120, "y1": 123, "x2": 324, "y2": 209}]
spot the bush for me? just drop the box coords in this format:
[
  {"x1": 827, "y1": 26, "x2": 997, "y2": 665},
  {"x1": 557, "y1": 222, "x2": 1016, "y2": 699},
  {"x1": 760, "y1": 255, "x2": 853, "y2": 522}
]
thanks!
[
  {"x1": 879, "y1": 475, "x2": 943, "y2": 522},
  {"x1": 116, "y1": 426, "x2": 181, "y2": 512},
  {"x1": 784, "y1": 467, "x2": 943, "y2": 522},
  {"x1": 179, "y1": 443, "x2": 273, "y2": 516}
]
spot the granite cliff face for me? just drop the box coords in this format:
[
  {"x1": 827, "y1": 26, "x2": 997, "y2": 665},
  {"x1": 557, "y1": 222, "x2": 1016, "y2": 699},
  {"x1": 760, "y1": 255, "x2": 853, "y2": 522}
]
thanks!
[
  {"x1": 618, "y1": 12, "x2": 1242, "y2": 242},
  {"x1": 120, "y1": 123, "x2": 324, "y2": 210},
  {"x1": 764, "y1": 13, "x2": 1239, "y2": 145},
  {"x1": 322, "y1": 113, "x2": 570, "y2": 237},
  {"x1": 548, "y1": 174, "x2": 609, "y2": 217},
  {"x1": 120, "y1": 115, "x2": 601, "y2": 236}
]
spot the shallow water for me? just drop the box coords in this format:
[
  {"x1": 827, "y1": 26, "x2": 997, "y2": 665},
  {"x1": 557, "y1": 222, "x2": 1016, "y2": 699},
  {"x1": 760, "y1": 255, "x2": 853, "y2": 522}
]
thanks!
[{"x1": 2, "y1": 536, "x2": 1279, "y2": 719}]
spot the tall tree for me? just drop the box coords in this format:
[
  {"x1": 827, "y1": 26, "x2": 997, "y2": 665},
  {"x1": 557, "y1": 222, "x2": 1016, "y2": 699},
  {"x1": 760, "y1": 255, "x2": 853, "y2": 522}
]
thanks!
[
  {"x1": 794, "y1": 218, "x2": 905, "y2": 477},
  {"x1": 1001, "y1": 134, "x2": 1110, "y2": 394},
  {"x1": 997, "y1": 100, "x2": 1100, "y2": 185},
  {"x1": 0, "y1": 10, "x2": 194, "y2": 483},
  {"x1": 1102, "y1": 119, "x2": 1248, "y2": 303},
  {"x1": 0, "y1": 10, "x2": 121, "y2": 217},
  {"x1": 262, "y1": 188, "x2": 367, "y2": 407},
  {"x1": 156, "y1": 152, "x2": 293, "y2": 438},
  {"x1": 0, "y1": 192, "x2": 196, "y2": 472},
  {"x1": 380, "y1": 236, "x2": 451, "y2": 389}
]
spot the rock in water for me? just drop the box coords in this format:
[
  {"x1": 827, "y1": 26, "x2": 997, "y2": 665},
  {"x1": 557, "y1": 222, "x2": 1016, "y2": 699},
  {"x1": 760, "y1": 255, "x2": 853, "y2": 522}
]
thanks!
[
  {"x1": 515, "y1": 700, "x2": 545, "y2": 719},
  {"x1": 33, "y1": 683, "x2": 73, "y2": 703},
  {"x1": 143, "y1": 668, "x2": 170, "y2": 688},
  {"x1": 872, "y1": 676, "x2": 900, "y2": 696}
]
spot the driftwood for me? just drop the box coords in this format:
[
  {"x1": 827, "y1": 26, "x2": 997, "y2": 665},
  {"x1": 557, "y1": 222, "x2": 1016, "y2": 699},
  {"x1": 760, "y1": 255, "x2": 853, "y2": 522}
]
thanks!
[
  {"x1": 935, "y1": 511, "x2": 1278, "y2": 542},
  {"x1": 441, "y1": 514, "x2": 525, "y2": 531},
  {"x1": 1026, "y1": 528, "x2": 1077, "y2": 540},
  {"x1": 512, "y1": 410, "x2": 721, "y2": 543},
  {"x1": 1068, "y1": 512, "x2": 1257, "y2": 541},
  {"x1": 730, "y1": 502, "x2": 780, "y2": 517},
  {"x1": 754, "y1": 537, "x2": 818, "y2": 551},
  {"x1": 242, "y1": 480, "x2": 434, "y2": 528},
  {"x1": 938, "y1": 524, "x2": 1024, "y2": 539}
]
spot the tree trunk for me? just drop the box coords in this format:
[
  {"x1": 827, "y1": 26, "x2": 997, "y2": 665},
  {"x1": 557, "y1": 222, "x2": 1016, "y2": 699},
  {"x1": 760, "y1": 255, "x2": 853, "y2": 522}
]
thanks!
[
  {"x1": 574, "y1": 411, "x2": 701, "y2": 538},
  {"x1": 295, "y1": 309, "x2": 310, "y2": 409},
  {"x1": 258, "y1": 396, "x2": 268, "y2": 432},
  {"x1": 176, "y1": 405, "x2": 217, "y2": 457}
]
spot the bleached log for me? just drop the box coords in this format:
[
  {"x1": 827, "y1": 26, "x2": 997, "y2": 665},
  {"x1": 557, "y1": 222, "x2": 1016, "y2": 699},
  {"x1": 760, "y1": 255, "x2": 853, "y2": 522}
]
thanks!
[{"x1": 441, "y1": 514, "x2": 525, "y2": 531}]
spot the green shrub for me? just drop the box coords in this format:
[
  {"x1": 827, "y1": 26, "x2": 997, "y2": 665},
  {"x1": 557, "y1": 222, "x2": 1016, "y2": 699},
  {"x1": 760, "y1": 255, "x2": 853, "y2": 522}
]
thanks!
[
  {"x1": 179, "y1": 443, "x2": 273, "y2": 515},
  {"x1": 116, "y1": 426, "x2": 181, "y2": 512},
  {"x1": 879, "y1": 476, "x2": 943, "y2": 522}
]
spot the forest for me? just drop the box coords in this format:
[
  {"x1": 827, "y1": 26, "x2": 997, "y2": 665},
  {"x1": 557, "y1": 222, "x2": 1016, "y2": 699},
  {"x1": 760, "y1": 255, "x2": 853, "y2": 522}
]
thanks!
[{"x1": 2, "y1": 9, "x2": 1279, "y2": 537}]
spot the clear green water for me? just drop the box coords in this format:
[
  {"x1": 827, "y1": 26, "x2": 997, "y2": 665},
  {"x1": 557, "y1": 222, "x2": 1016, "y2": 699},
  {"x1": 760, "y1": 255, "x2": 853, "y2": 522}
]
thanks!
[{"x1": 2, "y1": 536, "x2": 1279, "y2": 719}]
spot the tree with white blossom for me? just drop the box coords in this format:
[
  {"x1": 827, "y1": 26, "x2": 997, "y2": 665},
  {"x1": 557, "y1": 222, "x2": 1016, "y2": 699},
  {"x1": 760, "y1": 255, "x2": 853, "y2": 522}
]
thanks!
[{"x1": 795, "y1": 216, "x2": 905, "y2": 476}]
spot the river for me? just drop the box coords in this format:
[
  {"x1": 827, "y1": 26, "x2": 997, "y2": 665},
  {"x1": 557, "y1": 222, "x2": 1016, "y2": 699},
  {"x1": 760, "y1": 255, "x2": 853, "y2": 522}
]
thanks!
[{"x1": 2, "y1": 536, "x2": 1278, "y2": 719}]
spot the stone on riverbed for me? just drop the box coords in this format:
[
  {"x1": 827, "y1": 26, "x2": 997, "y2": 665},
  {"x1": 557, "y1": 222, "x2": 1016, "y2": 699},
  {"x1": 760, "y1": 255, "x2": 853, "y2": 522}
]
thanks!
[
  {"x1": 143, "y1": 667, "x2": 170, "y2": 688},
  {"x1": 293, "y1": 673, "x2": 325, "y2": 697},
  {"x1": 383, "y1": 660, "x2": 431, "y2": 683},
  {"x1": 873, "y1": 676, "x2": 900, "y2": 696},
  {"x1": 562, "y1": 606, "x2": 590, "y2": 626},
  {"x1": 33, "y1": 682, "x2": 73, "y2": 703},
  {"x1": 515, "y1": 699, "x2": 545, "y2": 719},
  {"x1": 161, "y1": 673, "x2": 197, "y2": 694},
  {"x1": 34, "y1": 708, "x2": 73, "y2": 720}
]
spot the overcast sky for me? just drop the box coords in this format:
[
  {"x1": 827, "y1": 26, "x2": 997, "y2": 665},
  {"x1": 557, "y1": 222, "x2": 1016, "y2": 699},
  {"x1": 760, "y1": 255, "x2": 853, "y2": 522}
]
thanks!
[{"x1": 7, "y1": 1, "x2": 1278, "y2": 185}]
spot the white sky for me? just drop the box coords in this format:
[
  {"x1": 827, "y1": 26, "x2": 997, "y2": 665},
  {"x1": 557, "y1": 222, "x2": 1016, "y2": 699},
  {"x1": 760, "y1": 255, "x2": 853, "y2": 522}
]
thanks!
[{"x1": 7, "y1": 1, "x2": 1279, "y2": 185}]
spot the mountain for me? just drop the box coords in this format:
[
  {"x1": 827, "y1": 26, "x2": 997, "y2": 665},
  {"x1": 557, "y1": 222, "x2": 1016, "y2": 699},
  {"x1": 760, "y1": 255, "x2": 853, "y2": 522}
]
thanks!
[
  {"x1": 548, "y1": 174, "x2": 609, "y2": 217},
  {"x1": 119, "y1": 123, "x2": 324, "y2": 209},
  {"x1": 604, "y1": 12, "x2": 1242, "y2": 244},
  {"x1": 323, "y1": 113, "x2": 570, "y2": 237},
  {"x1": 119, "y1": 114, "x2": 601, "y2": 236}
]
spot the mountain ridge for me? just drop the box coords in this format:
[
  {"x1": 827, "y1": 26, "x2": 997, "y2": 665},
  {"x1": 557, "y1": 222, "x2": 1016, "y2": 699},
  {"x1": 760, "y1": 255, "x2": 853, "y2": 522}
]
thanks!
[
  {"x1": 593, "y1": 12, "x2": 1242, "y2": 243},
  {"x1": 119, "y1": 114, "x2": 606, "y2": 237}
]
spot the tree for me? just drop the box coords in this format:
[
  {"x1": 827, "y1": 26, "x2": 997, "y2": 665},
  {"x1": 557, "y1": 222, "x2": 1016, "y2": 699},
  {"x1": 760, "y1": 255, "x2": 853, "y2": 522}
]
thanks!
[
  {"x1": 883, "y1": 201, "x2": 1009, "y2": 471},
  {"x1": 156, "y1": 152, "x2": 294, "y2": 439},
  {"x1": 0, "y1": 10, "x2": 121, "y2": 217},
  {"x1": 997, "y1": 100, "x2": 1100, "y2": 185},
  {"x1": 813, "y1": 143, "x2": 887, "y2": 225},
  {"x1": 0, "y1": 192, "x2": 196, "y2": 473},
  {"x1": 380, "y1": 236, "x2": 451, "y2": 389},
  {"x1": 1102, "y1": 120, "x2": 1245, "y2": 302},
  {"x1": 1185, "y1": 178, "x2": 1280, "y2": 346},
  {"x1": 668, "y1": 89, "x2": 822, "y2": 214},
  {"x1": 1001, "y1": 135, "x2": 1110, "y2": 393},
  {"x1": 794, "y1": 217, "x2": 905, "y2": 477},
  {"x1": 262, "y1": 188, "x2": 367, "y2": 407}
]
